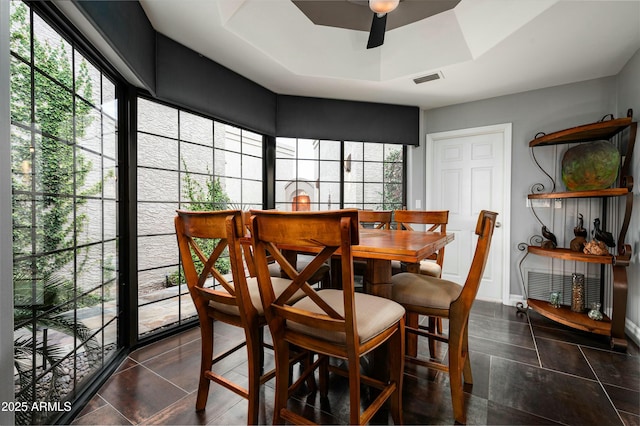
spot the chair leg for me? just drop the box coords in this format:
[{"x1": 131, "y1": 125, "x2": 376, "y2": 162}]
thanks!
[
  {"x1": 448, "y1": 318, "x2": 467, "y2": 425},
  {"x1": 427, "y1": 316, "x2": 437, "y2": 358},
  {"x1": 389, "y1": 320, "x2": 405, "y2": 425},
  {"x1": 273, "y1": 339, "x2": 291, "y2": 425},
  {"x1": 196, "y1": 317, "x2": 214, "y2": 411},
  {"x1": 319, "y1": 355, "x2": 329, "y2": 397},
  {"x1": 406, "y1": 312, "x2": 419, "y2": 357},
  {"x1": 462, "y1": 321, "x2": 473, "y2": 385},
  {"x1": 245, "y1": 325, "x2": 262, "y2": 425},
  {"x1": 348, "y1": 354, "x2": 362, "y2": 426}
]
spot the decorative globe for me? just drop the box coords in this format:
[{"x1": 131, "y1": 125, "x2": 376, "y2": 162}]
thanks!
[{"x1": 561, "y1": 140, "x2": 620, "y2": 191}]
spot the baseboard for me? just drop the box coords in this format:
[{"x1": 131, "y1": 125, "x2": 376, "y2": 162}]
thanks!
[
  {"x1": 507, "y1": 294, "x2": 525, "y2": 307},
  {"x1": 625, "y1": 318, "x2": 640, "y2": 348}
]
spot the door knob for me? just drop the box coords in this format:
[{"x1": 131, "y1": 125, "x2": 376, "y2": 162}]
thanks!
[{"x1": 495, "y1": 222, "x2": 502, "y2": 228}]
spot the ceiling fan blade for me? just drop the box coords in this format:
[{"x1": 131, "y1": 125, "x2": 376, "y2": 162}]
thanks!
[{"x1": 366, "y1": 12, "x2": 387, "y2": 49}]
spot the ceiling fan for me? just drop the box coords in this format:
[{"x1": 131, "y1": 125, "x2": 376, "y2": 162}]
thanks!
[{"x1": 366, "y1": 0, "x2": 400, "y2": 49}]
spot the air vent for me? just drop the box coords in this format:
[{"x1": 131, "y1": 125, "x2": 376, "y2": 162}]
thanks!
[{"x1": 413, "y1": 72, "x2": 443, "y2": 84}]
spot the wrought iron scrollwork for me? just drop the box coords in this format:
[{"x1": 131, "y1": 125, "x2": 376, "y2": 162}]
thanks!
[{"x1": 530, "y1": 148, "x2": 556, "y2": 193}]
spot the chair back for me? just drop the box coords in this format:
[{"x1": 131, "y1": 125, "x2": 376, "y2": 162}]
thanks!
[
  {"x1": 175, "y1": 210, "x2": 257, "y2": 322},
  {"x1": 394, "y1": 210, "x2": 449, "y2": 266},
  {"x1": 249, "y1": 210, "x2": 360, "y2": 347},
  {"x1": 358, "y1": 210, "x2": 392, "y2": 229},
  {"x1": 454, "y1": 210, "x2": 498, "y2": 314}
]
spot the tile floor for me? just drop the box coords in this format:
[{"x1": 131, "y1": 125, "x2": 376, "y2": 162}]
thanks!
[{"x1": 71, "y1": 300, "x2": 639, "y2": 425}]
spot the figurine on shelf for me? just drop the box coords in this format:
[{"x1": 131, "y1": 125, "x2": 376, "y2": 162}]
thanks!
[
  {"x1": 541, "y1": 226, "x2": 558, "y2": 249},
  {"x1": 583, "y1": 239, "x2": 609, "y2": 255},
  {"x1": 593, "y1": 218, "x2": 616, "y2": 247},
  {"x1": 570, "y1": 213, "x2": 588, "y2": 252},
  {"x1": 588, "y1": 302, "x2": 604, "y2": 321}
]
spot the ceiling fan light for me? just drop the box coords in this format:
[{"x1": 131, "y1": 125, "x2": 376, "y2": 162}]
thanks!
[{"x1": 369, "y1": 0, "x2": 399, "y2": 15}]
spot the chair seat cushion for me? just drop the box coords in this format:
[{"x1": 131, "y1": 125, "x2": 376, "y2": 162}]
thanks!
[
  {"x1": 210, "y1": 277, "x2": 304, "y2": 316},
  {"x1": 391, "y1": 272, "x2": 462, "y2": 310},
  {"x1": 419, "y1": 259, "x2": 442, "y2": 277},
  {"x1": 288, "y1": 289, "x2": 405, "y2": 345}
]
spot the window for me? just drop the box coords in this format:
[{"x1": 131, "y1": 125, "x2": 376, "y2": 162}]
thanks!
[
  {"x1": 343, "y1": 142, "x2": 404, "y2": 211},
  {"x1": 275, "y1": 138, "x2": 342, "y2": 211},
  {"x1": 136, "y1": 97, "x2": 263, "y2": 337},
  {"x1": 10, "y1": 2, "x2": 119, "y2": 424},
  {"x1": 276, "y1": 138, "x2": 404, "y2": 211}
]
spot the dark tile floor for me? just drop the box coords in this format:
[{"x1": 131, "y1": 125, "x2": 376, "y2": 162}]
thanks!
[{"x1": 71, "y1": 301, "x2": 640, "y2": 425}]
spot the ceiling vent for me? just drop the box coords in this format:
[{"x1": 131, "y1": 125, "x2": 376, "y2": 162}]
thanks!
[{"x1": 413, "y1": 72, "x2": 443, "y2": 84}]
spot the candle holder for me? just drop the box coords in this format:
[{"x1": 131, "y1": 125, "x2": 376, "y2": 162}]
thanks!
[{"x1": 549, "y1": 291, "x2": 562, "y2": 308}]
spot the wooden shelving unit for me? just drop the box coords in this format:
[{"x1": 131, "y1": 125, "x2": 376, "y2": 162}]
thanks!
[
  {"x1": 523, "y1": 110, "x2": 636, "y2": 351},
  {"x1": 527, "y1": 299, "x2": 611, "y2": 336}
]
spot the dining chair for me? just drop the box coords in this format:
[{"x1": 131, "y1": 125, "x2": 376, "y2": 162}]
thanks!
[
  {"x1": 390, "y1": 210, "x2": 498, "y2": 424},
  {"x1": 249, "y1": 209, "x2": 406, "y2": 425},
  {"x1": 175, "y1": 210, "x2": 308, "y2": 424},
  {"x1": 358, "y1": 209, "x2": 392, "y2": 229},
  {"x1": 393, "y1": 210, "x2": 449, "y2": 278},
  {"x1": 393, "y1": 210, "x2": 450, "y2": 355},
  {"x1": 353, "y1": 210, "x2": 393, "y2": 282}
]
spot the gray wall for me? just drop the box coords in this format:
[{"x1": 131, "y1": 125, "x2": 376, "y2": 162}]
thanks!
[
  {"x1": 616, "y1": 48, "x2": 640, "y2": 341},
  {"x1": 1, "y1": 0, "x2": 15, "y2": 422},
  {"x1": 411, "y1": 58, "x2": 639, "y2": 344}
]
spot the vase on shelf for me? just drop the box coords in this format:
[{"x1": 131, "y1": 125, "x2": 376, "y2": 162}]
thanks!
[
  {"x1": 588, "y1": 302, "x2": 603, "y2": 321},
  {"x1": 571, "y1": 273, "x2": 585, "y2": 313}
]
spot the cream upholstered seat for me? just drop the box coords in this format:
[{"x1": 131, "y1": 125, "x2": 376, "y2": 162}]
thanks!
[
  {"x1": 392, "y1": 273, "x2": 462, "y2": 310},
  {"x1": 209, "y1": 276, "x2": 302, "y2": 316},
  {"x1": 391, "y1": 210, "x2": 498, "y2": 425},
  {"x1": 288, "y1": 289, "x2": 405, "y2": 344},
  {"x1": 249, "y1": 209, "x2": 405, "y2": 425}
]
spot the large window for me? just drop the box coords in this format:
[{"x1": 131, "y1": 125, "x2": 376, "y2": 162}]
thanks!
[
  {"x1": 136, "y1": 97, "x2": 263, "y2": 337},
  {"x1": 10, "y1": 2, "x2": 119, "y2": 424},
  {"x1": 276, "y1": 138, "x2": 404, "y2": 211}
]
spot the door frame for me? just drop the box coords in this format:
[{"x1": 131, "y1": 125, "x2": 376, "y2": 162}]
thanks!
[{"x1": 425, "y1": 123, "x2": 512, "y2": 305}]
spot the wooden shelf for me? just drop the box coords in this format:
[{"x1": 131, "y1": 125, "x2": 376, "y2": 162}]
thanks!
[
  {"x1": 527, "y1": 246, "x2": 614, "y2": 264},
  {"x1": 527, "y1": 299, "x2": 611, "y2": 336},
  {"x1": 528, "y1": 187, "x2": 631, "y2": 199},
  {"x1": 529, "y1": 116, "x2": 632, "y2": 147}
]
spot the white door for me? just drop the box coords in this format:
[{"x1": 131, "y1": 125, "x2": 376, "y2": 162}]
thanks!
[{"x1": 426, "y1": 124, "x2": 511, "y2": 303}]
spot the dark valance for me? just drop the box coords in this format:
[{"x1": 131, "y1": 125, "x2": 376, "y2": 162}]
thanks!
[{"x1": 276, "y1": 95, "x2": 419, "y2": 146}]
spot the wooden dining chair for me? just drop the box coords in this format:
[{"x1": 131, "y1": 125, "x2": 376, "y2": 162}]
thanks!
[
  {"x1": 242, "y1": 211, "x2": 332, "y2": 289},
  {"x1": 353, "y1": 210, "x2": 393, "y2": 282},
  {"x1": 390, "y1": 210, "x2": 498, "y2": 424},
  {"x1": 249, "y1": 209, "x2": 406, "y2": 425},
  {"x1": 393, "y1": 210, "x2": 449, "y2": 278},
  {"x1": 358, "y1": 209, "x2": 392, "y2": 229},
  {"x1": 175, "y1": 210, "x2": 308, "y2": 424},
  {"x1": 393, "y1": 210, "x2": 450, "y2": 354}
]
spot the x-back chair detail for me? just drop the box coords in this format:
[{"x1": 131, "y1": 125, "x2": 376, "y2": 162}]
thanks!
[
  {"x1": 249, "y1": 209, "x2": 406, "y2": 425},
  {"x1": 175, "y1": 209, "x2": 308, "y2": 425}
]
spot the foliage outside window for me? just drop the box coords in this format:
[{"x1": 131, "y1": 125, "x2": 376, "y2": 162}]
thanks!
[
  {"x1": 10, "y1": 2, "x2": 118, "y2": 424},
  {"x1": 136, "y1": 98, "x2": 263, "y2": 337}
]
